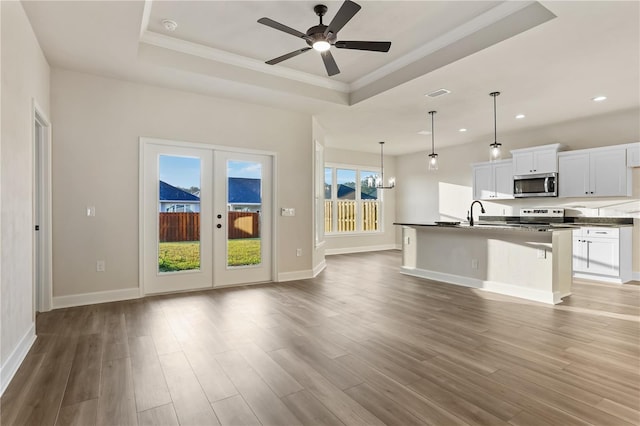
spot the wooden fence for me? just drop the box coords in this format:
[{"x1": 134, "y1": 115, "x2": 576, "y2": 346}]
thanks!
[
  {"x1": 228, "y1": 211, "x2": 260, "y2": 239},
  {"x1": 324, "y1": 200, "x2": 379, "y2": 233},
  {"x1": 159, "y1": 212, "x2": 200, "y2": 242},
  {"x1": 159, "y1": 211, "x2": 259, "y2": 242}
]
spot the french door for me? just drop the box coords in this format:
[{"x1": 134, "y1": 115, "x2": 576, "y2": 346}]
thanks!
[{"x1": 141, "y1": 140, "x2": 273, "y2": 295}]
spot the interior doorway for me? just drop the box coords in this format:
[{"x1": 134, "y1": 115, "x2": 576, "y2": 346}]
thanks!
[{"x1": 33, "y1": 101, "x2": 52, "y2": 313}]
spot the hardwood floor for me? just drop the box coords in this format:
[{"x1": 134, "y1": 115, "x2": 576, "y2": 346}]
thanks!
[{"x1": 2, "y1": 250, "x2": 639, "y2": 425}]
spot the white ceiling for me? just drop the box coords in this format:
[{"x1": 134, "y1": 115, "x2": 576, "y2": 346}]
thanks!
[{"x1": 22, "y1": 1, "x2": 640, "y2": 155}]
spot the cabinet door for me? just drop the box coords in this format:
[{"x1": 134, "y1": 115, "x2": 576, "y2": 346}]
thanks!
[
  {"x1": 472, "y1": 164, "x2": 493, "y2": 200},
  {"x1": 494, "y1": 161, "x2": 514, "y2": 199},
  {"x1": 533, "y1": 149, "x2": 558, "y2": 174},
  {"x1": 513, "y1": 153, "x2": 534, "y2": 175},
  {"x1": 585, "y1": 238, "x2": 619, "y2": 276},
  {"x1": 573, "y1": 237, "x2": 588, "y2": 273},
  {"x1": 590, "y1": 149, "x2": 627, "y2": 196},
  {"x1": 558, "y1": 153, "x2": 589, "y2": 197}
]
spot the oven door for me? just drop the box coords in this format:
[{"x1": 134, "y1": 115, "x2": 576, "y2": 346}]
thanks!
[{"x1": 513, "y1": 173, "x2": 557, "y2": 197}]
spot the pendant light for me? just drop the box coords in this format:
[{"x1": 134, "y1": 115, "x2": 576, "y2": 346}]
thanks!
[
  {"x1": 369, "y1": 142, "x2": 395, "y2": 189},
  {"x1": 427, "y1": 110, "x2": 438, "y2": 171},
  {"x1": 489, "y1": 91, "x2": 502, "y2": 161}
]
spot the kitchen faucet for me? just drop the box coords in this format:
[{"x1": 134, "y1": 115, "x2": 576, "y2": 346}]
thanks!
[{"x1": 467, "y1": 200, "x2": 486, "y2": 226}]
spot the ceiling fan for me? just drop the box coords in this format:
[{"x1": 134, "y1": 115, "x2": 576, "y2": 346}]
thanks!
[{"x1": 257, "y1": 0, "x2": 392, "y2": 77}]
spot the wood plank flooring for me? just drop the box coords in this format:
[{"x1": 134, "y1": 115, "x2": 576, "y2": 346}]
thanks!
[{"x1": 2, "y1": 250, "x2": 639, "y2": 425}]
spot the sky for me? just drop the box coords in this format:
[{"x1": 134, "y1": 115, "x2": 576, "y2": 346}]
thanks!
[{"x1": 159, "y1": 156, "x2": 261, "y2": 189}]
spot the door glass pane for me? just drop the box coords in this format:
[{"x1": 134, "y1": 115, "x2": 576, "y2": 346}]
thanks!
[
  {"x1": 158, "y1": 155, "x2": 201, "y2": 273},
  {"x1": 227, "y1": 160, "x2": 262, "y2": 267}
]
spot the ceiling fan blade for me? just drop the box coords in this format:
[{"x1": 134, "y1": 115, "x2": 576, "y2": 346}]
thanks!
[
  {"x1": 325, "y1": 0, "x2": 361, "y2": 36},
  {"x1": 258, "y1": 17, "x2": 308, "y2": 39},
  {"x1": 335, "y1": 40, "x2": 391, "y2": 52},
  {"x1": 265, "y1": 47, "x2": 312, "y2": 65},
  {"x1": 321, "y1": 50, "x2": 340, "y2": 76}
]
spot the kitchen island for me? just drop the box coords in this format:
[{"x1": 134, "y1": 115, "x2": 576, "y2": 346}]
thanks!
[{"x1": 396, "y1": 223, "x2": 573, "y2": 304}]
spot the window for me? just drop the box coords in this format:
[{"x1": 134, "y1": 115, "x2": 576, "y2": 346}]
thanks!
[{"x1": 324, "y1": 165, "x2": 382, "y2": 234}]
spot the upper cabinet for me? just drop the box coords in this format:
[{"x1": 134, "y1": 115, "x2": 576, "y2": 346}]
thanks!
[
  {"x1": 472, "y1": 159, "x2": 513, "y2": 200},
  {"x1": 627, "y1": 142, "x2": 640, "y2": 167},
  {"x1": 558, "y1": 146, "x2": 631, "y2": 197},
  {"x1": 511, "y1": 143, "x2": 564, "y2": 175}
]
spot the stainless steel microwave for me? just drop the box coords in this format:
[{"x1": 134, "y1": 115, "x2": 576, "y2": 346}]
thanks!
[{"x1": 513, "y1": 172, "x2": 558, "y2": 197}]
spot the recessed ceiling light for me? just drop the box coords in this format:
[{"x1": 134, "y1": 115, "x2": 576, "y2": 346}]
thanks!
[
  {"x1": 592, "y1": 96, "x2": 607, "y2": 102},
  {"x1": 515, "y1": 114, "x2": 525, "y2": 119},
  {"x1": 417, "y1": 130, "x2": 431, "y2": 135},
  {"x1": 162, "y1": 19, "x2": 178, "y2": 32},
  {"x1": 459, "y1": 128, "x2": 467, "y2": 132}
]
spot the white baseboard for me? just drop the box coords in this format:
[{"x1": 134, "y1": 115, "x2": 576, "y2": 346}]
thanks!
[
  {"x1": 277, "y1": 270, "x2": 314, "y2": 282},
  {"x1": 313, "y1": 260, "x2": 326, "y2": 277},
  {"x1": 400, "y1": 267, "x2": 564, "y2": 305},
  {"x1": 53, "y1": 287, "x2": 140, "y2": 309},
  {"x1": 1, "y1": 323, "x2": 36, "y2": 396},
  {"x1": 325, "y1": 244, "x2": 399, "y2": 256}
]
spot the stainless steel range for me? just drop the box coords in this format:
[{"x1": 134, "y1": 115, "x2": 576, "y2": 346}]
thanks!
[{"x1": 519, "y1": 208, "x2": 565, "y2": 225}]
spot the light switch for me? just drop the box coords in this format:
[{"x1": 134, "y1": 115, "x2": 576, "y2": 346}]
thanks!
[
  {"x1": 87, "y1": 206, "x2": 96, "y2": 217},
  {"x1": 281, "y1": 208, "x2": 295, "y2": 217}
]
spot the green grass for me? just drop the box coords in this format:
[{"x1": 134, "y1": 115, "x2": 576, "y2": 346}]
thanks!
[
  {"x1": 158, "y1": 239, "x2": 261, "y2": 272},
  {"x1": 227, "y1": 238, "x2": 261, "y2": 267},
  {"x1": 158, "y1": 242, "x2": 200, "y2": 272}
]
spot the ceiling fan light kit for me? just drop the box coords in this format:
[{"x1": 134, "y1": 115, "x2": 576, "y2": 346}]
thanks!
[{"x1": 258, "y1": 0, "x2": 392, "y2": 77}]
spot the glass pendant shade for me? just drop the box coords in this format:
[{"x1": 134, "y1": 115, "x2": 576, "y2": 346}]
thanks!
[
  {"x1": 490, "y1": 142, "x2": 502, "y2": 161},
  {"x1": 428, "y1": 153, "x2": 439, "y2": 171}
]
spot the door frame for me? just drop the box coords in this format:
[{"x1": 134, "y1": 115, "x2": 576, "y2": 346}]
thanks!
[
  {"x1": 32, "y1": 99, "x2": 53, "y2": 313},
  {"x1": 138, "y1": 137, "x2": 278, "y2": 296}
]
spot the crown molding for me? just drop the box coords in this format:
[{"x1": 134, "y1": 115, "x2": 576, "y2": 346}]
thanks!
[
  {"x1": 349, "y1": 1, "x2": 537, "y2": 91},
  {"x1": 139, "y1": 30, "x2": 350, "y2": 93}
]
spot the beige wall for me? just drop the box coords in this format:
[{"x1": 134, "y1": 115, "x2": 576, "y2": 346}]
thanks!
[
  {"x1": 396, "y1": 107, "x2": 640, "y2": 274},
  {"x1": 1, "y1": 0, "x2": 50, "y2": 382},
  {"x1": 323, "y1": 147, "x2": 398, "y2": 253},
  {"x1": 50, "y1": 69, "x2": 312, "y2": 298}
]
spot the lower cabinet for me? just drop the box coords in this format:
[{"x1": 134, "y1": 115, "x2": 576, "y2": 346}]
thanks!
[{"x1": 572, "y1": 227, "x2": 632, "y2": 283}]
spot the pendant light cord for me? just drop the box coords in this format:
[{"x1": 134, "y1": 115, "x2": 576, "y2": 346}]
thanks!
[
  {"x1": 490, "y1": 91, "x2": 500, "y2": 145},
  {"x1": 379, "y1": 141, "x2": 384, "y2": 185},
  {"x1": 431, "y1": 112, "x2": 435, "y2": 155}
]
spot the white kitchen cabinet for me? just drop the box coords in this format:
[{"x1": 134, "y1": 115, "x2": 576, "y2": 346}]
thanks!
[
  {"x1": 472, "y1": 159, "x2": 513, "y2": 200},
  {"x1": 558, "y1": 146, "x2": 630, "y2": 197},
  {"x1": 511, "y1": 143, "x2": 563, "y2": 175},
  {"x1": 627, "y1": 143, "x2": 640, "y2": 167},
  {"x1": 572, "y1": 226, "x2": 632, "y2": 283}
]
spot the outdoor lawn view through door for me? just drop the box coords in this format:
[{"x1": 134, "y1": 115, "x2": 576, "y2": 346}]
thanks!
[{"x1": 141, "y1": 139, "x2": 272, "y2": 294}]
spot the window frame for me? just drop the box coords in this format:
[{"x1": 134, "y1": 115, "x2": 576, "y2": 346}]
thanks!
[{"x1": 324, "y1": 163, "x2": 384, "y2": 235}]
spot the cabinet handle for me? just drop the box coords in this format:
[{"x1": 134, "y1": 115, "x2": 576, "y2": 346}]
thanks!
[
  {"x1": 590, "y1": 191, "x2": 594, "y2": 194},
  {"x1": 585, "y1": 191, "x2": 588, "y2": 195}
]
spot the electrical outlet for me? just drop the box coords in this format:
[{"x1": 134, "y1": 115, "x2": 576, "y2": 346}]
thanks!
[
  {"x1": 537, "y1": 249, "x2": 546, "y2": 259},
  {"x1": 296, "y1": 248, "x2": 302, "y2": 257},
  {"x1": 471, "y1": 259, "x2": 479, "y2": 269},
  {"x1": 87, "y1": 206, "x2": 96, "y2": 217},
  {"x1": 96, "y1": 260, "x2": 105, "y2": 272}
]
